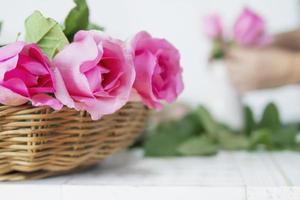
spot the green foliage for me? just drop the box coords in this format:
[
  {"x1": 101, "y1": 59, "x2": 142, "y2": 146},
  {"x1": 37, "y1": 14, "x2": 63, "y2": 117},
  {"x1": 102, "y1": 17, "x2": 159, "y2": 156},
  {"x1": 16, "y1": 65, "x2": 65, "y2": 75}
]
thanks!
[
  {"x1": 177, "y1": 136, "x2": 218, "y2": 156},
  {"x1": 249, "y1": 128, "x2": 273, "y2": 150},
  {"x1": 243, "y1": 105, "x2": 256, "y2": 136},
  {"x1": 25, "y1": 11, "x2": 69, "y2": 58},
  {"x1": 63, "y1": 0, "x2": 104, "y2": 41},
  {"x1": 143, "y1": 102, "x2": 300, "y2": 157},
  {"x1": 24, "y1": 0, "x2": 105, "y2": 57},
  {"x1": 144, "y1": 112, "x2": 203, "y2": 156},
  {"x1": 64, "y1": 0, "x2": 89, "y2": 41},
  {"x1": 87, "y1": 23, "x2": 105, "y2": 31},
  {"x1": 195, "y1": 106, "x2": 218, "y2": 139},
  {"x1": 259, "y1": 103, "x2": 281, "y2": 130},
  {"x1": 144, "y1": 129, "x2": 183, "y2": 156},
  {"x1": 272, "y1": 125, "x2": 298, "y2": 149},
  {"x1": 211, "y1": 39, "x2": 224, "y2": 60},
  {"x1": 217, "y1": 129, "x2": 249, "y2": 150}
]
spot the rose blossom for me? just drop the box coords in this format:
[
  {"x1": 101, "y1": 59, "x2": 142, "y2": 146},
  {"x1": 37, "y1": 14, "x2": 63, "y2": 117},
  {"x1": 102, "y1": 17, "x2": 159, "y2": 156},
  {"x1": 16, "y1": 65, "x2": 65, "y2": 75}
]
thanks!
[
  {"x1": 53, "y1": 30, "x2": 135, "y2": 120},
  {"x1": 234, "y1": 7, "x2": 271, "y2": 46},
  {"x1": 0, "y1": 42, "x2": 62, "y2": 110},
  {"x1": 131, "y1": 31, "x2": 184, "y2": 110},
  {"x1": 203, "y1": 14, "x2": 223, "y2": 39}
]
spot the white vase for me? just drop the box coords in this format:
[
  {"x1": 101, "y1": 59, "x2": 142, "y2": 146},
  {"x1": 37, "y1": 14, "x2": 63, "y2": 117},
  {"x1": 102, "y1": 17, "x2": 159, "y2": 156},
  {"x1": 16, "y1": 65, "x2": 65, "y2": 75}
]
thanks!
[{"x1": 202, "y1": 61, "x2": 244, "y2": 130}]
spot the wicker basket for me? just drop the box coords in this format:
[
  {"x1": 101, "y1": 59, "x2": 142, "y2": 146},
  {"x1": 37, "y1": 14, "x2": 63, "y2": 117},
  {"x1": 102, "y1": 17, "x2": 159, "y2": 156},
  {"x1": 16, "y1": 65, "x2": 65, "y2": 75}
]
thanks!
[{"x1": 0, "y1": 102, "x2": 148, "y2": 181}]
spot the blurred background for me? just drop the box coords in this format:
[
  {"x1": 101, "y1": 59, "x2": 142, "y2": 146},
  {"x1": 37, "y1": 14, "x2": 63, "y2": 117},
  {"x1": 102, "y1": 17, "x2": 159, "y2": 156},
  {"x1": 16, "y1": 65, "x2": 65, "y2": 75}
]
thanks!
[{"x1": 1, "y1": 0, "x2": 300, "y2": 123}]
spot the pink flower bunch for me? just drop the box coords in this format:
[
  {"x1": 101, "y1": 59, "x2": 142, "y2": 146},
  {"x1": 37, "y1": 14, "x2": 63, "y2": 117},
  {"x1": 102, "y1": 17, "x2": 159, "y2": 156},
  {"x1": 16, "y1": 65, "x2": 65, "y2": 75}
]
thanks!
[
  {"x1": 234, "y1": 8, "x2": 271, "y2": 46},
  {"x1": 203, "y1": 7, "x2": 271, "y2": 47},
  {"x1": 203, "y1": 14, "x2": 223, "y2": 40},
  {"x1": 0, "y1": 31, "x2": 184, "y2": 120},
  {"x1": 0, "y1": 42, "x2": 62, "y2": 110}
]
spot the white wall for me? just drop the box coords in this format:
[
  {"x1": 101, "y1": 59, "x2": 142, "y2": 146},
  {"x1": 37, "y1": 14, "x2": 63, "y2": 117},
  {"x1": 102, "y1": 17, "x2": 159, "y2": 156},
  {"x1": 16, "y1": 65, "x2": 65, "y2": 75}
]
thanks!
[{"x1": 0, "y1": 0, "x2": 299, "y2": 122}]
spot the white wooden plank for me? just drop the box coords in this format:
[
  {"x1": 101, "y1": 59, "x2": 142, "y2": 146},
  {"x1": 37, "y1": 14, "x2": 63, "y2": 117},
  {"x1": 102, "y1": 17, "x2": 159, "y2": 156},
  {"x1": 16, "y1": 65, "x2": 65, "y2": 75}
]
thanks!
[
  {"x1": 0, "y1": 185, "x2": 62, "y2": 200},
  {"x1": 1, "y1": 150, "x2": 300, "y2": 200},
  {"x1": 230, "y1": 152, "x2": 288, "y2": 186},
  {"x1": 62, "y1": 186, "x2": 246, "y2": 200},
  {"x1": 65, "y1": 151, "x2": 244, "y2": 186},
  {"x1": 247, "y1": 187, "x2": 300, "y2": 200},
  {"x1": 270, "y1": 151, "x2": 300, "y2": 186}
]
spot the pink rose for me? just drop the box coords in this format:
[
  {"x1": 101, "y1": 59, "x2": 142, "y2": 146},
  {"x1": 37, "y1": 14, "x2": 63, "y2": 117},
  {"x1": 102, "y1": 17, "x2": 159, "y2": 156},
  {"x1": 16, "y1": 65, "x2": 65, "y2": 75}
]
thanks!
[
  {"x1": 0, "y1": 42, "x2": 62, "y2": 110},
  {"x1": 54, "y1": 31, "x2": 135, "y2": 120},
  {"x1": 203, "y1": 14, "x2": 223, "y2": 39},
  {"x1": 234, "y1": 7, "x2": 271, "y2": 46},
  {"x1": 131, "y1": 31, "x2": 184, "y2": 110}
]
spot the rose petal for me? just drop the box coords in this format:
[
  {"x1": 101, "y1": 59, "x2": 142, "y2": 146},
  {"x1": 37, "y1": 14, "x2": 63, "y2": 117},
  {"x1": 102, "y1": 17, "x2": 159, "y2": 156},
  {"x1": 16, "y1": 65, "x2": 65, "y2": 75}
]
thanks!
[
  {"x1": 26, "y1": 44, "x2": 52, "y2": 73},
  {"x1": 131, "y1": 31, "x2": 184, "y2": 109},
  {"x1": 0, "y1": 85, "x2": 28, "y2": 106},
  {"x1": 132, "y1": 31, "x2": 176, "y2": 55},
  {"x1": 234, "y1": 8, "x2": 267, "y2": 46},
  {"x1": 203, "y1": 14, "x2": 223, "y2": 39},
  {"x1": 0, "y1": 55, "x2": 19, "y2": 81},
  {"x1": 74, "y1": 97, "x2": 127, "y2": 120},
  {"x1": 53, "y1": 67, "x2": 75, "y2": 108},
  {"x1": 84, "y1": 66, "x2": 102, "y2": 92},
  {"x1": 29, "y1": 87, "x2": 55, "y2": 95},
  {"x1": 53, "y1": 34, "x2": 101, "y2": 97},
  {"x1": 4, "y1": 67, "x2": 38, "y2": 87},
  {"x1": 133, "y1": 51, "x2": 162, "y2": 109},
  {"x1": 74, "y1": 30, "x2": 104, "y2": 45},
  {"x1": 54, "y1": 31, "x2": 135, "y2": 119},
  {"x1": 31, "y1": 94, "x2": 63, "y2": 110},
  {"x1": 153, "y1": 49, "x2": 183, "y2": 103},
  {"x1": 131, "y1": 31, "x2": 152, "y2": 51},
  {"x1": 19, "y1": 54, "x2": 49, "y2": 76},
  {"x1": 2, "y1": 78, "x2": 30, "y2": 97},
  {"x1": 0, "y1": 42, "x2": 24, "y2": 61}
]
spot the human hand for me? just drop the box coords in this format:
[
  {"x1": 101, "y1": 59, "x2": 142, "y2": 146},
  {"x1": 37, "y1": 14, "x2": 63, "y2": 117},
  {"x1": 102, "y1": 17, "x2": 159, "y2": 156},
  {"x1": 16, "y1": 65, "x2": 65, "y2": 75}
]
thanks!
[
  {"x1": 225, "y1": 47, "x2": 296, "y2": 93},
  {"x1": 270, "y1": 29, "x2": 300, "y2": 51}
]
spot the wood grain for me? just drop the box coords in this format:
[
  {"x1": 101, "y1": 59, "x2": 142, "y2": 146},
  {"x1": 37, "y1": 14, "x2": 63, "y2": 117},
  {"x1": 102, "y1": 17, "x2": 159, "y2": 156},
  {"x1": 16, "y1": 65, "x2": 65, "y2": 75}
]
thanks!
[{"x1": 1, "y1": 150, "x2": 300, "y2": 200}]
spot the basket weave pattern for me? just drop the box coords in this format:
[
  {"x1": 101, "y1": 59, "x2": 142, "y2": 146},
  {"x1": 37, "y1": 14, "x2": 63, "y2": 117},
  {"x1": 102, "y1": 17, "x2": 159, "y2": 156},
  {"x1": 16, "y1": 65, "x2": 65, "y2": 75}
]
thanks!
[{"x1": 0, "y1": 102, "x2": 148, "y2": 181}]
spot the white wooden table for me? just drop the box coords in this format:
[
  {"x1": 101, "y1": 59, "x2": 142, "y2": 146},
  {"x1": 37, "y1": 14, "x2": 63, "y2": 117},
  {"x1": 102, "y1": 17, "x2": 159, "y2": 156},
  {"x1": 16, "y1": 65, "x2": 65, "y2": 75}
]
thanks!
[{"x1": 1, "y1": 150, "x2": 300, "y2": 200}]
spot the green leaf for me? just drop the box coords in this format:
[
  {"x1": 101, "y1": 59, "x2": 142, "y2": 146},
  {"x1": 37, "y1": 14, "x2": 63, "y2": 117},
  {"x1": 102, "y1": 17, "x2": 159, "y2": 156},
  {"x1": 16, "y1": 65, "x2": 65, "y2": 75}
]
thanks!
[
  {"x1": 64, "y1": 0, "x2": 89, "y2": 41},
  {"x1": 259, "y1": 103, "x2": 281, "y2": 131},
  {"x1": 177, "y1": 136, "x2": 218, "y2": 156},
  {"x1": 144, "y1": 130, "x2": 182, "y2": 157},
  {"x1": 249, "y1": 128, "x2": 273, "y2": 150},
  {"x1": 272, "y1": 126, "x2": 298, "y2": 149},
  {"x1": 143, "y1": 102, "x2": 300, "y2": 156},
  {"x1": 87, "y1": 23, "x2": 105, "y2": 31},
  {"x1": 195, "y1": 106, "x2": 218, "y2": 139},
  {"x1": 181, "y1": 111, "x2": 206, "y2": 134},
  {"x1": 243, "y1": 105, "x2": 256, "y2": 136},
  {"x1": 218, "y1": 129, "x2": 249, "y2": 150},
  {"x1": 291, "y1": 143, "x2": 300, "y2": 151},
  {"x1": 144, "y1": 114, "x2": 200, "y2": 157},
  {"x1": 25, "y1": 11, "x2": 69, "y2": 58},
  {"x1": 211, "y1": 39, "x2": 224, "y2": 60}
]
